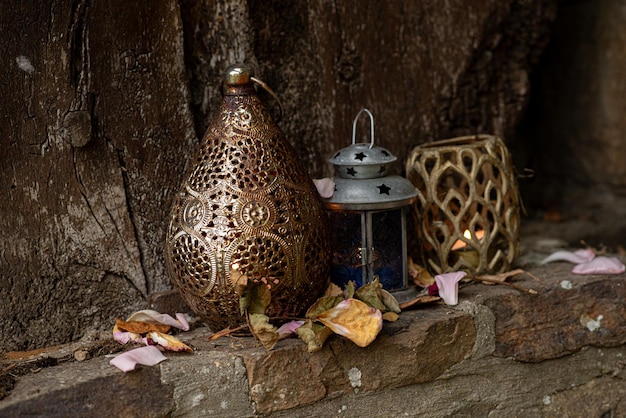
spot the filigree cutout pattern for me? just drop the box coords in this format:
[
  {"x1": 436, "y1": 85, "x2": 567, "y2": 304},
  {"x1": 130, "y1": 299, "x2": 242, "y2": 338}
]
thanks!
[{"x1": 406, "y1": 135, "x2": 520, "y2": 275}]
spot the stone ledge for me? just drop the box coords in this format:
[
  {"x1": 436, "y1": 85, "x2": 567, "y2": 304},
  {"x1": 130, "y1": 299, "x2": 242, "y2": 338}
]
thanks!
[{"x1": 2, "y1": 262, "x2": 626, "y2": 417}]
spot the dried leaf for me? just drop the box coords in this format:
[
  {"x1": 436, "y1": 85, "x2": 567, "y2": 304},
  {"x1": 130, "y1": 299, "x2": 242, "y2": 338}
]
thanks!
[
  {"x1": 343, "y1": 281, "x2": 356, "y2": 299},
  {"x1": 249, "y1": 313, "x2": 279, "y2": 350},
  {"x1": 229, "y1": 267, "x2": 249, "y2": 296},
  {"x1": 398, "y1": 295, "x2": 441, "y2": 310},
  {"x1": 146, "y1": 332, "x2": 192, "y2": 352},
  {"x1": 240, "y1": 281, "x2": 271, "y2": 316},
  {"x1": 126, "y1": 310, "x2": 190, "y2": 331},
  {"x1": 408, "y1": 258, "x2": 435, "y2": 288},
  {"x1": 382, "y1": 311, "x2": 399, "y2": 322},
  {"x1": 324, "y1": 282, "x2": 344, "y2": 297},
  {"x1": 115, "y1": 318, "x2": 171, "y2": 334},
  {"x1": 295, "y1": 320, "x2": 334, "y2": 353},
  {"x1": 109, "y1": 346, "x2": 167, "y2": 372},
  {"x1": 354, "y1": 279, "x2": 387, "y2": 311},
  {"x1": 380, "y1": 288, "x2": 401, "y2": 314},
  {"x1": 306, "y1": 295, "x2": 344, "y2": 319},
  {"x1": 314, "y1": 298, "x2": 383, "y2": 347},
  {"x1": 476, "y1": 269, "x2": 527, "y2": 285}
]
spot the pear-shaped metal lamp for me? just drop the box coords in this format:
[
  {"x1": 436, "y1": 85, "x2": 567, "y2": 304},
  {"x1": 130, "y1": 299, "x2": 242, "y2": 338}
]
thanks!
[{"x1": 165, "y1": 64, "x2": 331, "y2": 330}]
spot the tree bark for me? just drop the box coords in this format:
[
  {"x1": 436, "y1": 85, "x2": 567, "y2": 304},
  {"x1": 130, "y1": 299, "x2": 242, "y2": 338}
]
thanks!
[{"x1": 1, "y1": 0, "x2": 195, "y2": 350}]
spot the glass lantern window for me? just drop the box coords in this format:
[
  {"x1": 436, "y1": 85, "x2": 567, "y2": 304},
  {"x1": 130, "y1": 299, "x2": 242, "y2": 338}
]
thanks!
[{"x1": 329, "y1": 208, "x2": 407, "y2": 291}]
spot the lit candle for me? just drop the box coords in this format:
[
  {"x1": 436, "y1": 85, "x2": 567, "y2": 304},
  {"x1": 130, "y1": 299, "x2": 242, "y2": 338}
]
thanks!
[{"x1": 452, "y1": 229, "x2": 485, "y2": 250}]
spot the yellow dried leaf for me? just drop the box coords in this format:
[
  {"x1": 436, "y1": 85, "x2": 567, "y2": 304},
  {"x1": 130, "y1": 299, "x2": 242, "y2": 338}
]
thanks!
[
  {"x1": 315, "y1": 298, "x2": 382, "y2": 347},
  {"x1": 146, "y1": 332, "x2": 192, "y2": 352},
  {"x1": 382, "y1": 311, "x2": 399, "y2": 322},
  {"x1": 408, "y1": 258, "x2": 435, "y2": 288}
]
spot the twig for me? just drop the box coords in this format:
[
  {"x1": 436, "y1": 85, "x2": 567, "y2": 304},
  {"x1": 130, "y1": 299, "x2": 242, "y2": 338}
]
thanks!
[
  {"x1": 208, "y1": 325, "x2": 249, "y2": 340},
  {"x1": 470, "y1": 275, "x2": 538, "y2": 294}
]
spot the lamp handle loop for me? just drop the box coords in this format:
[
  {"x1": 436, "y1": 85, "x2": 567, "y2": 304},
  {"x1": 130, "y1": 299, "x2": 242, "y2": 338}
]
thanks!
[
  {"x1": 251, "y1": 76, "x2": 283, "y2": 123},
  {"x1": 351, "y1": 108, "x2": 375, "y2": 149}
]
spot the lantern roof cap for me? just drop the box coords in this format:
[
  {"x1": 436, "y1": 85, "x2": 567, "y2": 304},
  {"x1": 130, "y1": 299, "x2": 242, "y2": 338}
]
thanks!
[{"x1": 329, "y1": 108, "x2": 398, "y2": 179}]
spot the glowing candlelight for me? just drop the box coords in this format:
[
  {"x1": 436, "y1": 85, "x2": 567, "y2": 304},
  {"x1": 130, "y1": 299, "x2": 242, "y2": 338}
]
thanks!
[{"x1": 452, "y1": 229, "x2": 485, "y2": 251}]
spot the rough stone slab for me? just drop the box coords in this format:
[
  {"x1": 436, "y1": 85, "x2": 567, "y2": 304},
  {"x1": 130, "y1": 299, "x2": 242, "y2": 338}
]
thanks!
[
  {"x1": 160, "y1": 350, "x2": 252, "y2": 418},
  {"x1": 0, "y1": 357, "x2": 174, "y2": 417},
  {"x1": 478, "y1": 265, "x2": 626, "y2": 362},
  {"x1": 240, "y1": 308, "x2": 476, "y2": 414},
  {"x1": 543, "y1": 375, "x2": 626, "y2": 416},
  {"x1": 269, "y1": 346, "x2": 626, "y2": 417}
]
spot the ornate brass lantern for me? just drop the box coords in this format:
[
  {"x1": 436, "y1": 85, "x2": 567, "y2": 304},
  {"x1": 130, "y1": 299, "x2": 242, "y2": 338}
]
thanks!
[
  {"x1": 323, "y1": 109, "x2": 419, "y2": 303},
  {"x1": 165, "y1": 64, "x2": 331, "y2": 331}
]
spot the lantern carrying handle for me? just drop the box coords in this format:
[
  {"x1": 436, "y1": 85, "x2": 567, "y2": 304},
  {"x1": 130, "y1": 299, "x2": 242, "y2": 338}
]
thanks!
[
  {"x1": 352, "y1": 108, "x2": 375, "y2": 149},
  {"x1": 251, "y1": 76, "x2": 283, "y2": 123}
]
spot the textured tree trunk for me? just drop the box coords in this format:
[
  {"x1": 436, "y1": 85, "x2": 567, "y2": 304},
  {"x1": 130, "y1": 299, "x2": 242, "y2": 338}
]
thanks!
[
  {"x1": 1, "y1": 0, "x2": 556, "y2": 351},
  {"x1": 1, "y1": 0, "x2": 196, "y2": 350}
]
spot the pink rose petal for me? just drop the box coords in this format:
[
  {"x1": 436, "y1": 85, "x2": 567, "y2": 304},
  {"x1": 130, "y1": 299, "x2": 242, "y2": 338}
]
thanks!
[
  {"x1": 572, "y1": 256, "x2": 625, "y2": 275},
  {"x1": 113, "y1": 331, "x2": 142, "y2": 345},
  {"x1": 109, "y1": 346, "x2": 167, "y2": 372},
  {"x1": 276, "y1": 320, "x2": 305, "y2": 340},
  {"x1": 541, "y1": 249, "x2": 596, "y2": 265},
  {"x1": 313, "y1": 178, "x2": 335, "y2": 199},
  {"x1": 126, "y1": 310, "x2": 190, "y2": 331},
  {"x1": 434, "y1": 271, "x2": 467, "y2": 306}
]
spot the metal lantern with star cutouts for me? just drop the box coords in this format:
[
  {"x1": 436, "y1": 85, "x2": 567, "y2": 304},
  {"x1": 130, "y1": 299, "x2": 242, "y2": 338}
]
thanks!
[{"x1": 323, "y1": 109, "x2": 419, "y2": 303}]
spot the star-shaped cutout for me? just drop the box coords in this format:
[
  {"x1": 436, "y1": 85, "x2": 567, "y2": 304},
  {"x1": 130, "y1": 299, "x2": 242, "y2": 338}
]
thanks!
[
  {"x1": 354, "y1": 152, "x2": 367, "y2": 161},
  {"x1": 346, "y1": 167, "x2": 358, "y2": 176},
  {"x1": 377, "y1": 184, "x2": 391, "y2": 195},
  {"x1": 381, "y1": 150, "x2": 390, "y2": 157}
]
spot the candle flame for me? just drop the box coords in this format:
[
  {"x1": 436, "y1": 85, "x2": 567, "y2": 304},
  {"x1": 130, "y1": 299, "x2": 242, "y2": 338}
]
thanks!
[{"x1": 452, "y1": 229, "x2": 485, "y2": 250}]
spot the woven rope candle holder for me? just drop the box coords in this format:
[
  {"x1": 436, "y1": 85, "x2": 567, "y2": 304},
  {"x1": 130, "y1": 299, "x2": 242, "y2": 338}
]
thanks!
[{"x1": 405, "y1": 135, "x2": 521, "y2": 275}]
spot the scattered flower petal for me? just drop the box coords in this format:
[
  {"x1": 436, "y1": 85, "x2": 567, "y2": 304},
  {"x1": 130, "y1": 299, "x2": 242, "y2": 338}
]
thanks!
[
  {"x1": 541, "y1": 249, "x2": 596, "y2": 265},
  {"x1": 276, "y1": 320, "x2": 305, "y2": 340},
  {"x1": 126, "y1": 310, "x2": 190, "y2": 331},
  {"x1": 313, "y1": 178, "x2": 335, "y2": 198},
  {"x1": 146, "y1": 332, "x2": 192, "y2": 352},
  {"x1": 434, "y1": 271, "x2": 467, "y2": 306},
  {"x1": 109, "y1": 346, "x2": 167, "y2": 372},
  {"x1": 315, "y1": 298, "x2": 383, "y2": 347},
  {"x1": 113, "y1": 330, "x2": 142, "y2": 345},
  {"x1": 572, "y1": 256, "x2": 625, "y2": 275}
]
